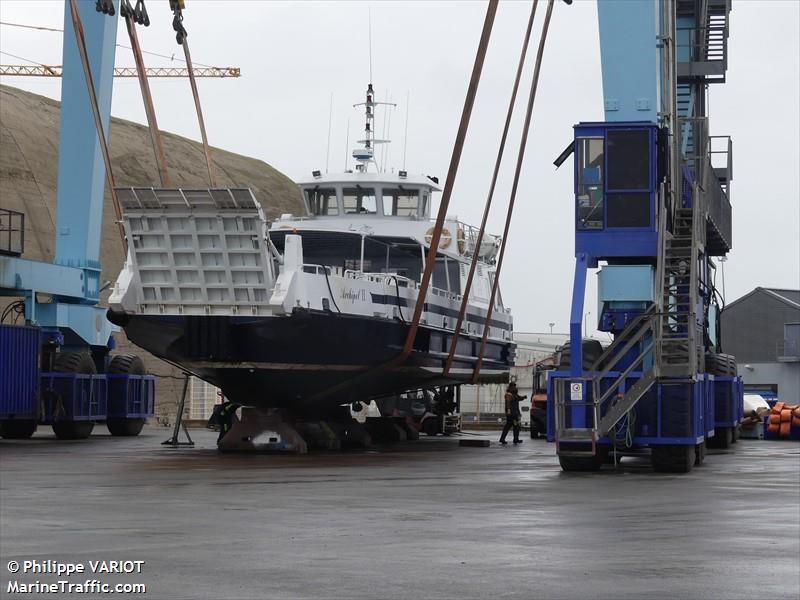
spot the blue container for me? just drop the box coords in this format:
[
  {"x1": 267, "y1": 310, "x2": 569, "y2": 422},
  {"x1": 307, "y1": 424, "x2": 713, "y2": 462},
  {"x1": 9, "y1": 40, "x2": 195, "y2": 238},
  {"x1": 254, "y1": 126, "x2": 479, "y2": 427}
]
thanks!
[
  {"x1": 107, "y1": 374, "x2": 155, "y2": 419},
  {"x1": 40, "y1": 373, "x2": 107, "y2": 422},
  {"x1": 0, "y1": 324, "x2": 40, "y2": 420}
]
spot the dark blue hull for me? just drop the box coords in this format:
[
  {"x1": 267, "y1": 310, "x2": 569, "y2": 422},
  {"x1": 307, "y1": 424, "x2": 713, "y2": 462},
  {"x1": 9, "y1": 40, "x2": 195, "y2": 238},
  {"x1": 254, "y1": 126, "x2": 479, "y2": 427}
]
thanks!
[{"x1": 109, "y1": 308, "x2": 513, "y2": 412}]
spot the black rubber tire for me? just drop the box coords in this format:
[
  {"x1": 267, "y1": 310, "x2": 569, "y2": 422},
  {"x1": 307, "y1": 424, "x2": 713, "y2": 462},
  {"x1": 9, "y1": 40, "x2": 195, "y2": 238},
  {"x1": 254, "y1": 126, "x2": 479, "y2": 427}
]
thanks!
[
  {"x1": 106, "y1": 418, "x2": 145, "y2": 437},
  {"x1": 52, "y1": 421, "x2": 95, "y2": 439},
  {"x1": 51, "y1": 352, "x2": 97, "y2": 440},
  {"x1": 422, "y1": 416, "x2": 440, "y2": 436},
  {"x1": 557, "y1": 339, "x2": 604, "y2": 370},
  {"x1": 709, "y1": 426, "x2": 733, "y2": 449},
  {"x1": 651, "y1": 445, "x2": 695, "y2": 473},
  {"x1": 53, "y1": 351, "x2": 97, "y2": 374},
  {"x1": 0, "y1": 420, "x2": 37, "y2": 439},
  {"x1": 695, "y1": 441, "x2": 706, "y2": 466},
  {"x1": 106, "y1": 355, "x2": 147, "y2": 437},
  {"x1": 558, "y1": 455, "x2": 603, "y2": 472},
  {"x1": 530, "y1": 419, "x2": 544, "y2": 439},
  {"x1": 107, "y1": 354, "x2": 146, "y2": 375}
]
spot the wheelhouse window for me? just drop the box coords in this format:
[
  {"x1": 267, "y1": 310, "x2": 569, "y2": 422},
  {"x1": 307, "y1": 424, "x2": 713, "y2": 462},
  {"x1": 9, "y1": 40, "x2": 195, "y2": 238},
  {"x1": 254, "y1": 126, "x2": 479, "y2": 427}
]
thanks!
[
  {"x1": 342, "y1": 187, "x2": 377, "y2": 214},
  {"x1": 382, "y1": 188, "x2": 420, "y2": 217},
  {"x1": 577, "y1": 137, "x2": 604, "y2": 230},
  {"x1": 304, "y1": 188, "x2": 338, "y2": 216}
]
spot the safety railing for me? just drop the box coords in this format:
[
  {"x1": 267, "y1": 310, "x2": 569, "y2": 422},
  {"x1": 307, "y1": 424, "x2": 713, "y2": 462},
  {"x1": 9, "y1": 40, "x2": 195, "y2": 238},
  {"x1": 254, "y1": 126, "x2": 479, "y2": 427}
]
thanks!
[
  {"x1": 551, "y1": 376, "x2": 598, "y2": 455},
  {"x1": 678, "y1": 117, "x2": 732, "y2": 252},
  {"x1": 0, "y1": 208, "x2": 24, "y2": 257},
  {"x1": 427, "y1": 218, "x2": 501, "y2": 261},
  {"x1": 676, "y1": 23, "x2": 728, "y2": 70}
]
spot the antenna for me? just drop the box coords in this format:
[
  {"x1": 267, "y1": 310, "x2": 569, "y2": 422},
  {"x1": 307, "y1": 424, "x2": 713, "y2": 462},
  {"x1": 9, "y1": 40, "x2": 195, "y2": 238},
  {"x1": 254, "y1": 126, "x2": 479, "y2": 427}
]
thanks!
[
  {"x1": 343, "y1": 116, "x2": 350, "y2": 171},
  {"x1": 379, "y1": 88, "x2": 389, "y2": 171},
  {"x1": 402, "y1": 91, "x2": 410, "y2": 170},
  {"x1": 383, "y1": 92, "x2": 394, "y2": 172},
  {"x1": 325, "y1": 92, "x2": 333, "y2": 173},
  {"x1": 353, "y1": 85, "x2": 395, "y2": 172},
  {"x1": 368, "y1": 7, "x2": 373, "y2": 83}
]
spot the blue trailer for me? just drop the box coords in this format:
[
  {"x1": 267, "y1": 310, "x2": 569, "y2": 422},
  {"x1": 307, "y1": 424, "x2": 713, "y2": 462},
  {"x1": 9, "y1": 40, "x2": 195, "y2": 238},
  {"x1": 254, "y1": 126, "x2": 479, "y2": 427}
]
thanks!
[
  {"x1": 0, "y1": 0, "x2": 154, "y2": 439},
  {"x1": 546, "y1": 0, "x2": 743, "y2": 472}
]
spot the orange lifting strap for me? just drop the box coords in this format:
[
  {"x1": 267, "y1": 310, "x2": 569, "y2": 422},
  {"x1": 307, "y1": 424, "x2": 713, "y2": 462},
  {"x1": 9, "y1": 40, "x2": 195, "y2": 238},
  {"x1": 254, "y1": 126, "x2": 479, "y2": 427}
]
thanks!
[{"x1": 766, "y1": 402, "x2": 800, "y2": 438}]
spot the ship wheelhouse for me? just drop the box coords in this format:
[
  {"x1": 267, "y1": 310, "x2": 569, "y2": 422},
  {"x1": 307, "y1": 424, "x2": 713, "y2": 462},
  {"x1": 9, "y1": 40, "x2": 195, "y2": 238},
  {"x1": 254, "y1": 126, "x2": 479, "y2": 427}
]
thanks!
[
  {"x1": 301, "y1": 175, "x2": 434, "y2": 219},
  {"x1": 270, "y1": 172, "x2": 505, "y2": 304}
]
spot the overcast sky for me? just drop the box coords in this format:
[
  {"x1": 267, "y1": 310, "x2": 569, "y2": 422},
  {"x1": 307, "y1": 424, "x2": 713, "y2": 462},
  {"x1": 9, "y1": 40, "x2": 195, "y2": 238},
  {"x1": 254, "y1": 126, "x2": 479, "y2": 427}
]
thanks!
[{"x1": 1, "y1": 0, "x2": 798, "y2": 335}]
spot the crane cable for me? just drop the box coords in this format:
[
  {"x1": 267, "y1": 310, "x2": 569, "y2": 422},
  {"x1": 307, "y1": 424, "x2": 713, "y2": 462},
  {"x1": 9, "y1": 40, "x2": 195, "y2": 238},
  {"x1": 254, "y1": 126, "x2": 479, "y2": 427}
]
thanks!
[
  {"x1": 443, "y1": 0, "x2": 540, "y2": 377},
  {"x1": 400, "y1": 0, "x2": 498, "y2": 359},
  {"x1": 472, "y1": 0, "x2": 556, "y2": 383},
  {"x1": 301, "y1": 0, "x2": 499, "y2": 406},
  {"x1": 120, "y1": 0, "x2": 171, "y2": 187},
  {"x1": 0, "y1": 21, "x2": 224, "y2": 69},
  {"x1": 171, "y1": 2, "x2": 218, "y2": 187},
  {"x1": 66, "y1": 0, "x2": 127, "y2": 253}
]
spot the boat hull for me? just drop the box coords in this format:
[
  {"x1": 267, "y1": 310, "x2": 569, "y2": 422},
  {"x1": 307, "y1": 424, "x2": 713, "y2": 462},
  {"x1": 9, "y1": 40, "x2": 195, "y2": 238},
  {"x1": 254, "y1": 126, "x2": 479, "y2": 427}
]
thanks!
[{"x1": 109, "y1": 308, "x2": 513, "y2": 412}]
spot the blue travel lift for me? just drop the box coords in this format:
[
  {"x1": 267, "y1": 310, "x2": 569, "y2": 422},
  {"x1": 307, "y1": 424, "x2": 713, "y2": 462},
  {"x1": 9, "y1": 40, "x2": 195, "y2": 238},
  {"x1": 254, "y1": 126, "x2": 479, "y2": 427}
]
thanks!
[
  {"x1": 546, "y1": 0, "x2": 743, "y2": 472},
  {"x1": 0, "y1": 0, "x2": 154, "y2": 440}
]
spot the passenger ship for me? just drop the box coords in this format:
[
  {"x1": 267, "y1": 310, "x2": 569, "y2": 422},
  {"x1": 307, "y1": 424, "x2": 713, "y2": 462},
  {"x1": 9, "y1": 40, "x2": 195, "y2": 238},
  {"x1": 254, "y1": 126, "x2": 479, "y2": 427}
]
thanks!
[{"x1": 108, "y1": 85, "x2": 514, "y2": 415}]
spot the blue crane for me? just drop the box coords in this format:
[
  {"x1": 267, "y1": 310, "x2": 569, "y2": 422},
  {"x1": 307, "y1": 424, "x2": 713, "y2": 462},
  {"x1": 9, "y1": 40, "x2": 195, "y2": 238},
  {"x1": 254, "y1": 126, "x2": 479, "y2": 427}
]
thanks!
[
  {"x1": 0, "y1": 0, "x2": 154, "y2": 440},
  {"x1": 546, "y1": 0, "x2": 742, "y2": 472}
]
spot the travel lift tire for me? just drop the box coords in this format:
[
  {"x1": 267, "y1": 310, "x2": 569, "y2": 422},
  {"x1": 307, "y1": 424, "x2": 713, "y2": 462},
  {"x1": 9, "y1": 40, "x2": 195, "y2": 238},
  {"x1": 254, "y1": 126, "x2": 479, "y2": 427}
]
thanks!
[
  {"x1": 51, "y1": 352, "x2": 97, "y2": 440},
  {"x1": 558, "y1": 446, "x2": 609, "y2": 472},
  {"x1": 106, "y1": 354, "x2": 147, "y2": 437},
  {"x1": 0, "y1": 420, "x2": 37, "y2": 439},
  {"x1": 695, "y1": 441, "x2": 706, "y2": 466},
  {"x1": 708, "y1": 426, "x2": 733, "y2": 449},
  {"x1": 651, "y1": 444, "x2": 695, "y2": 473}
]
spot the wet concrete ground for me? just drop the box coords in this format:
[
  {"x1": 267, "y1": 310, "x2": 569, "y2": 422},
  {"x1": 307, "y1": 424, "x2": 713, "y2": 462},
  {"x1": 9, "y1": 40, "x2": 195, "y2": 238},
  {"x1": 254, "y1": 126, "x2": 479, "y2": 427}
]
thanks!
[{"x1": 1, "y1": 426, "x2": 798, "y2": 600}]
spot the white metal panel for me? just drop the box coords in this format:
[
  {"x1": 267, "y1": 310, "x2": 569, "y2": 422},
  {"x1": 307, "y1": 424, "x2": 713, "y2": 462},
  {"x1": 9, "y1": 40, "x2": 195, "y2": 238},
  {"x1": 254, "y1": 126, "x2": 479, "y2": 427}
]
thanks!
[{"x1": 117, "y1": 188, "x2": 274, "y2": 315}]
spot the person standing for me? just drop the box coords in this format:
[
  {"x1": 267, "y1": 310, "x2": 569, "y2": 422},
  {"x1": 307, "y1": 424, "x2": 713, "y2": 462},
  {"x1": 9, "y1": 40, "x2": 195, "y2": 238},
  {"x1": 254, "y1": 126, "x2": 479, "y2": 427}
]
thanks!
[{"x1": 500, "y1": 382, "x2": 526, "y2": 445}]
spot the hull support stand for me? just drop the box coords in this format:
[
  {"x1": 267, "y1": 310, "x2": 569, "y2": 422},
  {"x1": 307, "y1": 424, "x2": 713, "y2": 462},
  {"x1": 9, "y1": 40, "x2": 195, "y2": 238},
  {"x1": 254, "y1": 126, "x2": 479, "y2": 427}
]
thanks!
[
  {"x1": 218, "y1": 407, "x2": 308, "y2": 454},
  {"x1": 163, "y1": 373, "x2": 195, "y2": 447}
]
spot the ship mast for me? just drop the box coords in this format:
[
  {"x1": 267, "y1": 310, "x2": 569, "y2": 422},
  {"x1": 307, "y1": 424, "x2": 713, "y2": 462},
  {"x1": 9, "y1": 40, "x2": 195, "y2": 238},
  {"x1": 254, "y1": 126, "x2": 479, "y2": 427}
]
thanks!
[{"x1": 352, "y1": 83, "x2": 395, "y2": 172}]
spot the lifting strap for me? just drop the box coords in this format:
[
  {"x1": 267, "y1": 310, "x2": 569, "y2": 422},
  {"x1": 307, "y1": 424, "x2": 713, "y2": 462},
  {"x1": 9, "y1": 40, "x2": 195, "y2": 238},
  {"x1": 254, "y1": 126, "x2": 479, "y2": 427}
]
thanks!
[
  {"x1": 121, "y1": 0, "x2": 172, "y2": 186},
  {"x1": 171, "y1": 1, "x2": 218, "y2": 187},
  {"x1": 444, "y1": 0, "x2": 540, "y2": 377},
  {"x1": 472, "y1": 0, "x2": 556, "y2": 383},
  {"x1": 67, "y1": 0, "x2": 127, "y2": 253},
  {"x1": 400, "y1": 0, "x2": 498, "y2": 359},
  {"x1": 301, "y1": 0, "x2": 499, "y2": 405}
]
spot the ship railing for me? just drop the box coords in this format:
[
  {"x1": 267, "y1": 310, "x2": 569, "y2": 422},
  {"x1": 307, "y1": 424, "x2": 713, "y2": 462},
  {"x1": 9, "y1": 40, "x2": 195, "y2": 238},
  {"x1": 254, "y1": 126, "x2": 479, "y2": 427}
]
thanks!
[
  {"x1": 307, "y1": 266, "x2": 512, "y2": 318},
  {"x1": 302, "y1": 264, "x2": 331, "y2": 276},
  {"x1": 426, "y1": 218, "x2": 501, "y2": 260}
]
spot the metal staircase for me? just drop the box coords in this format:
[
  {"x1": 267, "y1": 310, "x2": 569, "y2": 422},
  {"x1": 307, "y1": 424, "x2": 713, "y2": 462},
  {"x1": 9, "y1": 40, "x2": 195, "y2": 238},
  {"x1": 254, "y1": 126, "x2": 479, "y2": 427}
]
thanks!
[
  {"x1": 553, "y1": 306, "x2": 659, "y2": 449},
  {"x1": 657, "y1": 204, "x2": 699, "y2": 378},
  {"x1": 677, "y1": 0, "x2": 731, "y2": 84}
]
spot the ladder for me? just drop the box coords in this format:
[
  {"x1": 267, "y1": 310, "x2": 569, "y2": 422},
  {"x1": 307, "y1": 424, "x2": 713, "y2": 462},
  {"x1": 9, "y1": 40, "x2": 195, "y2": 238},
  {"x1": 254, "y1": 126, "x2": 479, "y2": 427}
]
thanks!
[
  {"x1": 658, "y1": 204, "x2": 699, "y2": 378},
  {"x1": 553, "y1": 307, "x2": 659, "y2": 450}
]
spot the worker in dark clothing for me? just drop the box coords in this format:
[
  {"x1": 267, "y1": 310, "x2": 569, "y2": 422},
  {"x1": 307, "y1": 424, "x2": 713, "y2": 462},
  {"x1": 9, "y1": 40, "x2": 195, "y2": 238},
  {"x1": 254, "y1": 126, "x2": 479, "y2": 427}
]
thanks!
[
  {"x1": 500, "y1": 382, "x2": 526, "y2": 445},
  {"x1": 209, "y1": 401, "x2": 239, "y2": 445}
]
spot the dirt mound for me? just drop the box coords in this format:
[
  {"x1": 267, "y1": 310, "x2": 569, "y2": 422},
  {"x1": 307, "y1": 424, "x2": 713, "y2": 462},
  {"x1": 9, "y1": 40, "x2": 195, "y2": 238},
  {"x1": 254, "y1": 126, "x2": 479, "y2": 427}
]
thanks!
[{"x1": 0, "y1": 84, "x2": 304, "y2": 414}]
